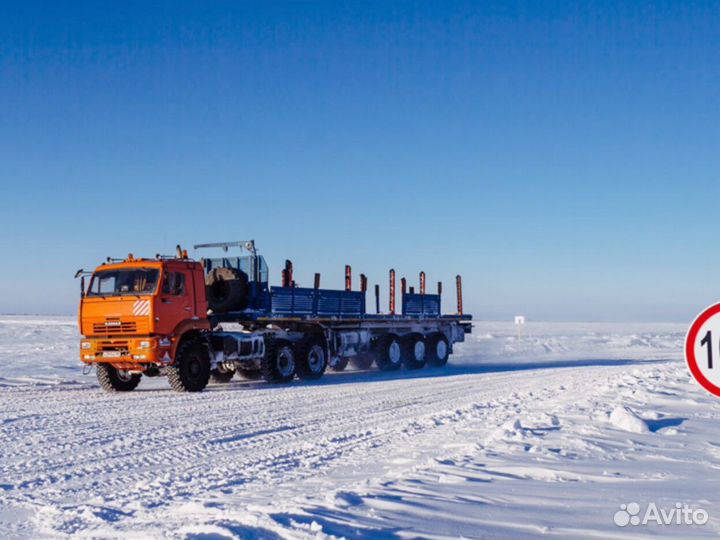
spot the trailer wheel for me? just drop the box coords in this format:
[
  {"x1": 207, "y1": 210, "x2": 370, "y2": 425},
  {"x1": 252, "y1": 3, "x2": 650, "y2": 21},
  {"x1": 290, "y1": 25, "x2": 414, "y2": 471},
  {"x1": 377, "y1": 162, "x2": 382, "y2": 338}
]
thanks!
[
  {"x1": 350, "y1": 353, "x2": 374, "y2": 370},
  {"x1": 374, "y1": 335, "x2": 403, "y2": 371},
  {"x1": 167, "y1": 339, "x2": 211, "y2": 392},
  {"x1": 329, "y1": 356, "x2": 349, "y2": 371},
  {"x1": 261, "y1": 340, "x2": 296, "y2": 383},
  {"x1": 236, "y1": 368, "x2": 262, "y2": 380},
  {"x1": 96, "y1": 364, "x2": 141, "y2": 392},
  {"x1": 426, "y1": 333, "x2": 450, "y2": 366},
  {"x1": 210, "y1": 369, "x2": 235, "y2": 383},
  {"x1": 297, "y1": 340, "x2": 327, "y2": 380},
  {"x1": 402, "y1": 334, "x2": 427, "y2": 370}
]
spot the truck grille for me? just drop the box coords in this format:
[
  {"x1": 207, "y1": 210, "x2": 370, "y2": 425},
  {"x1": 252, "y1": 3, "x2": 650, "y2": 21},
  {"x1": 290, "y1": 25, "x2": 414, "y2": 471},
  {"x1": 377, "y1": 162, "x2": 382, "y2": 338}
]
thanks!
[{"x1": 93, "y1": 321, "x2": 137, "y2": 334}]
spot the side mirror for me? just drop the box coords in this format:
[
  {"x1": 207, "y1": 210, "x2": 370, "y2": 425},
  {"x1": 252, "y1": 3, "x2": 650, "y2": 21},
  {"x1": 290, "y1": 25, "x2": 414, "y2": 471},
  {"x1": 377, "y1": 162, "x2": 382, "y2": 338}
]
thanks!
[{"x1": 75, "y1": 269, "x2": 87, "y2": 297}]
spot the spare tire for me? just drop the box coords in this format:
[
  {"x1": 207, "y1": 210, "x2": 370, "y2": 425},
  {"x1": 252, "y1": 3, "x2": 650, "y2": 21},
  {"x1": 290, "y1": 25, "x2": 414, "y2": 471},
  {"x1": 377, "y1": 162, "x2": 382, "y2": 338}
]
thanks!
[{"x1": 205, "y1": 267, "x2": 249, "y2": 312}]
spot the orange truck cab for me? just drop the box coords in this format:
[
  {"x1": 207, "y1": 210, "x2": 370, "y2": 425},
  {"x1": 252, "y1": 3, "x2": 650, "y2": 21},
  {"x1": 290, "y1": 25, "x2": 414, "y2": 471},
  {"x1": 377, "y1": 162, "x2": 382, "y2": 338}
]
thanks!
[{"x1": 78, "y1": 253, "x2": 210, "y2": 380}]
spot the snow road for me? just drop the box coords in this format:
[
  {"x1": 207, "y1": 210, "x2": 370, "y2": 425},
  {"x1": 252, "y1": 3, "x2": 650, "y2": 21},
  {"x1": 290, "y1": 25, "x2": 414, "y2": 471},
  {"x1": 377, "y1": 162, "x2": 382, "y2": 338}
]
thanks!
[{"x1": 1, "y1": 317, "x2": 718, "y2": 539}]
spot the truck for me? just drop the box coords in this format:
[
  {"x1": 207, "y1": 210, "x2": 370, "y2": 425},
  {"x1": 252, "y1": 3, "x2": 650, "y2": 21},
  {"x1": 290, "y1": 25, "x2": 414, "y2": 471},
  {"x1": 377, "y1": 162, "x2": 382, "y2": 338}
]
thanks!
[{"x1": 76, "y1": 241, "x2": 472, "y2": 392}]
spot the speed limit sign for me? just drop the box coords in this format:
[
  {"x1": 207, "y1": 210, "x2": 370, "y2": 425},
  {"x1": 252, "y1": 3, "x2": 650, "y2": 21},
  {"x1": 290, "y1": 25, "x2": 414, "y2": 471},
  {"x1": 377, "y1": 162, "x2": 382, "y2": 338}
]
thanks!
[{"x1": 686, "y1": 303, "x2": 720, "y2": 397}]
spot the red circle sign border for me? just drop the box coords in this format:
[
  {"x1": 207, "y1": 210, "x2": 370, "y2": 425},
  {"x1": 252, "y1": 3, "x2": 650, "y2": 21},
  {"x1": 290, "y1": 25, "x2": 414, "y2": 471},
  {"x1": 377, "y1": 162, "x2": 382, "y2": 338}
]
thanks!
[{"x1": 686, "y1": 302, "x2": 720, "y2": 398}]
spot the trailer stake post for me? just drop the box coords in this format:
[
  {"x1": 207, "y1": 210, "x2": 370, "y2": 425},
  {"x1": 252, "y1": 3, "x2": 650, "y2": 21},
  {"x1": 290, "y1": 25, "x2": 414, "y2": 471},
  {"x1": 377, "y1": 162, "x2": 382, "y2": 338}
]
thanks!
[
  {"x1": 420, "y1": 271, "x2": 426, "y2": 295},
  {"x1": 389, "y1": 269, "x2": 396, "y2": 315},
  {"x1": 314, "y1": 273, "x2": 320, "y2": 289},
  {"x1": 401, "y1": 277, "x2": 407, "y2": 296},
  {"x1": 345, "y1": 265, "x2": 352, "y2": 291},
  {"x1": 374, "y1": 284, "x2": 380, "y2": 314},
  {"x1": 437, "y1": 281, "x2": 442, "y2": 295},
  {"x1": 360, "y1": 273, "x2": 368, "y2": 293},
  {"x1": 456, "y1": 274, "x2": 463, "y2": 315}
]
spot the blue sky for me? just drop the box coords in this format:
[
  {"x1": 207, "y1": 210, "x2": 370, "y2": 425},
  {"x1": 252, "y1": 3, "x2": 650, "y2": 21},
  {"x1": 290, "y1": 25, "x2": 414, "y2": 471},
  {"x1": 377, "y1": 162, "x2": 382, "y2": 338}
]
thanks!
[{"x1": 0, "y1": 1, "x2": 717, "y2": 321}]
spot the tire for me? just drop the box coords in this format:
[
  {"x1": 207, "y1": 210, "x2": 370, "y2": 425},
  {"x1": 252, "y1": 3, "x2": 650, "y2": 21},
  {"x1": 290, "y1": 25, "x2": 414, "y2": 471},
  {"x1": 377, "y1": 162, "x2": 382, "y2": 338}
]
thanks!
[
  {"x1": 261, "y1": 340, "x2": 296, "y2": 383},
  {"x1": 350, "y1": 353, "x2": 374, "y2": 370},
  {"x1": 167, "y1": 339, "x2": 211, "y2": 392},
  {"x1": 96, "y1": 364, "x2": 141, "y2": 392},
  {"x1": 210, "y1": 369, "x2": 235, "y2": 383},
  {"x1": 426, "y1": 333, "x2": 450, "y2": 366},
  {"x1": 402, "y1": 334, "x2": 427, "y2": 370},
  {"x1": 205, "y1": 267, "x2": 249, "y2": 313},
  {"x1": 236, "y1": 368, "x2": 262, "y2": 380},
  {"x1": 374, "y1": 335, "x2": 403, "y2": 371},
  {"x1": 296, "y1": 339, "x2": 327, "y2": 380},
  {"x1": 329, "y1": 356, "x2": 349, "y2": 371}
]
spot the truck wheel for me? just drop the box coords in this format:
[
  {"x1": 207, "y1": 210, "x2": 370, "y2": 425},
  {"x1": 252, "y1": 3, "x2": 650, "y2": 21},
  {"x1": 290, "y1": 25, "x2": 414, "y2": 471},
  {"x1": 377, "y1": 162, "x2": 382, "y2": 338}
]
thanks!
[
  {"x1": 329, "y1": 356, "x2": 349, "y2": 371},
  {"x1": 374, "y1": 335, "x2": 403, "y2": 371},
  {"x1": 205, "y1": 267, "x2": 249, "y2": 313},
  {"x1": 350, "y1": 353, "x2": 374, "y2": 370},
  {"x1": 426, "y1": 333, "x2": 450, "y2": 366},
  {"x1": 96, "y1": 364, "x2": 141, "y2": 392},
  {"x1": 167, "y1": 340, "x2": 211, "y2": 392},
  {"x1": 297, "y1": 340, "x2": 327, "y2": 380},
  {"x1": 261, "y1": 341, "x2": 296, "y2": 383},
  {"x1": 402, "y1": 334, "x2": 427, "y2": 370},
  {"x1": 236, "y1": 368, "x2": 262, "y2": 380},
  {"x1": 210, "y1": 369, "x2": 235, "y2": 383}
]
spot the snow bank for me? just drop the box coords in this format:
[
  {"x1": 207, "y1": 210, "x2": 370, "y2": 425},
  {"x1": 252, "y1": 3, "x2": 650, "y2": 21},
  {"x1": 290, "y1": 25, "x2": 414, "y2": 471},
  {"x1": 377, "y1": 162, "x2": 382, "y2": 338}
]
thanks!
[
  {"x1": 609, "y1": 405, "x2": 650, "y2": 433},
  {"x1": 456, "y1": 321, "x2": 683, "y2": 365}
]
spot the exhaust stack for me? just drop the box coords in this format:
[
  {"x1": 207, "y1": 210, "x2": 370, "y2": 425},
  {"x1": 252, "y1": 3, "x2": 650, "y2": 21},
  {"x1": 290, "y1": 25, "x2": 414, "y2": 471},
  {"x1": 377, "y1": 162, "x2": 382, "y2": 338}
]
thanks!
[{"x1": 282, "y1": 260, "x2": 294, "y2": 287}]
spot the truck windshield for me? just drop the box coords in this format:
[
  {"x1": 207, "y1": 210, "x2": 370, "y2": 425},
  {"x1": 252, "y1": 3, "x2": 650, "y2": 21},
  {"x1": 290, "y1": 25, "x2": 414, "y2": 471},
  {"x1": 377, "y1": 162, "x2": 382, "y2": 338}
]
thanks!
[{"x1": 87, "y1": 268, "x2": 160, "y2": 296}]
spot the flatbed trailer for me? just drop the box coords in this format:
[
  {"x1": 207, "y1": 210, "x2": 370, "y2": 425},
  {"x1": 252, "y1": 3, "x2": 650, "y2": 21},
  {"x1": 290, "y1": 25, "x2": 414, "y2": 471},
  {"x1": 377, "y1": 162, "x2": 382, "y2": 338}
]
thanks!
[{"x1": 77, "y1": 241, "x2": 472, "y2": 392}]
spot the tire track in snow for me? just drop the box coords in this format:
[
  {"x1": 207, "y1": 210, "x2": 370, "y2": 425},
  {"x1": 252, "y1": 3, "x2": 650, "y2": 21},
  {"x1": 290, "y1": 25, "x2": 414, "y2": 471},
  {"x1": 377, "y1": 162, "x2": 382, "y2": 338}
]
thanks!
[
  {"x1": 0, "y1": 318, "x2": 687, "y2": 539},
  {"x1": 0, "y1": 359, "x2": 670, "y2": 539}
]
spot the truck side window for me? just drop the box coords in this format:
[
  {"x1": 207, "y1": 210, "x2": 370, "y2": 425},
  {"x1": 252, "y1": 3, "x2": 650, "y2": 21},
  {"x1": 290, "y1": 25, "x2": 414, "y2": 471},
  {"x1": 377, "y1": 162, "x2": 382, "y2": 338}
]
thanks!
[
  {"x1": 173, "y1": 273, "x2": 186, "y2": 296},
  {"x1": 162, "y1": 272, "x2": 186, "y2": 296},
  {"x1": 162, "y1": 273, "x2": 173, "y2": 295}
]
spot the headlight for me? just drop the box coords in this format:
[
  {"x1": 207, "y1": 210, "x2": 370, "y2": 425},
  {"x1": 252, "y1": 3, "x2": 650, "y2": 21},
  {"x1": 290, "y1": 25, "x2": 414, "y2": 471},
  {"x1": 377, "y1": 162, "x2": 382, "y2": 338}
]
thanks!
[
  {"x1": 139, "y1": 340, "x2": 151, "y2": 349},
  {"x1": 81, "y1": 341, "x2": 92, "y2": 350}
]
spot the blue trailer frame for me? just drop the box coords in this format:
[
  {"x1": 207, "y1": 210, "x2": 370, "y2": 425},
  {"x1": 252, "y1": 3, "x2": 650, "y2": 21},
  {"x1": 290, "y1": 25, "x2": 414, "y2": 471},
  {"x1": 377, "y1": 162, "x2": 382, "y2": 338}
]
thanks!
[{"x1": 197, "y1": 241, "x2": 472, "y2": 354}]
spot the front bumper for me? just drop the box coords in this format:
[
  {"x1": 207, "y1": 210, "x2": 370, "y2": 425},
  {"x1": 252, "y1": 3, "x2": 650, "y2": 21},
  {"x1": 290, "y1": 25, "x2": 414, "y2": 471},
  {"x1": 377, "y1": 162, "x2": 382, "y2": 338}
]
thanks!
[{"x1": 80, "y1": 337, "x2": 172, "y2": 366}]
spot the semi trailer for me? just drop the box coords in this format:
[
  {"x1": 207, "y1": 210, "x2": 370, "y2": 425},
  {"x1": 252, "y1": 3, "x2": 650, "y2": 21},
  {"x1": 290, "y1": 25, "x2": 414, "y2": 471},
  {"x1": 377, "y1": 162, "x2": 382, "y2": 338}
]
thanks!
[{"x1": 76, "y1": 241, "x2": 472, "y2": 392}]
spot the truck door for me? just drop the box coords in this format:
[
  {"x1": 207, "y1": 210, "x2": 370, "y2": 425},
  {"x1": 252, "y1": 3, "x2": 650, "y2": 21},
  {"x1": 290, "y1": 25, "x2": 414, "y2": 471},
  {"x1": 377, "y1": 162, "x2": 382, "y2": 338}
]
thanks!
[{"x1": 156, "y1": 269, "x2": 192, "y2": 334}]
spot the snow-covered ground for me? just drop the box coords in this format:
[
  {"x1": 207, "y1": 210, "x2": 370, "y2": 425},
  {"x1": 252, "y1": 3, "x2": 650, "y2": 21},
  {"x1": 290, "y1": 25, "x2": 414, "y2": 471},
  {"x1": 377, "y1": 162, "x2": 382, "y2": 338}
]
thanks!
[{"x1": 1, "y1": 316, "x2": 718, "y2": 539}]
